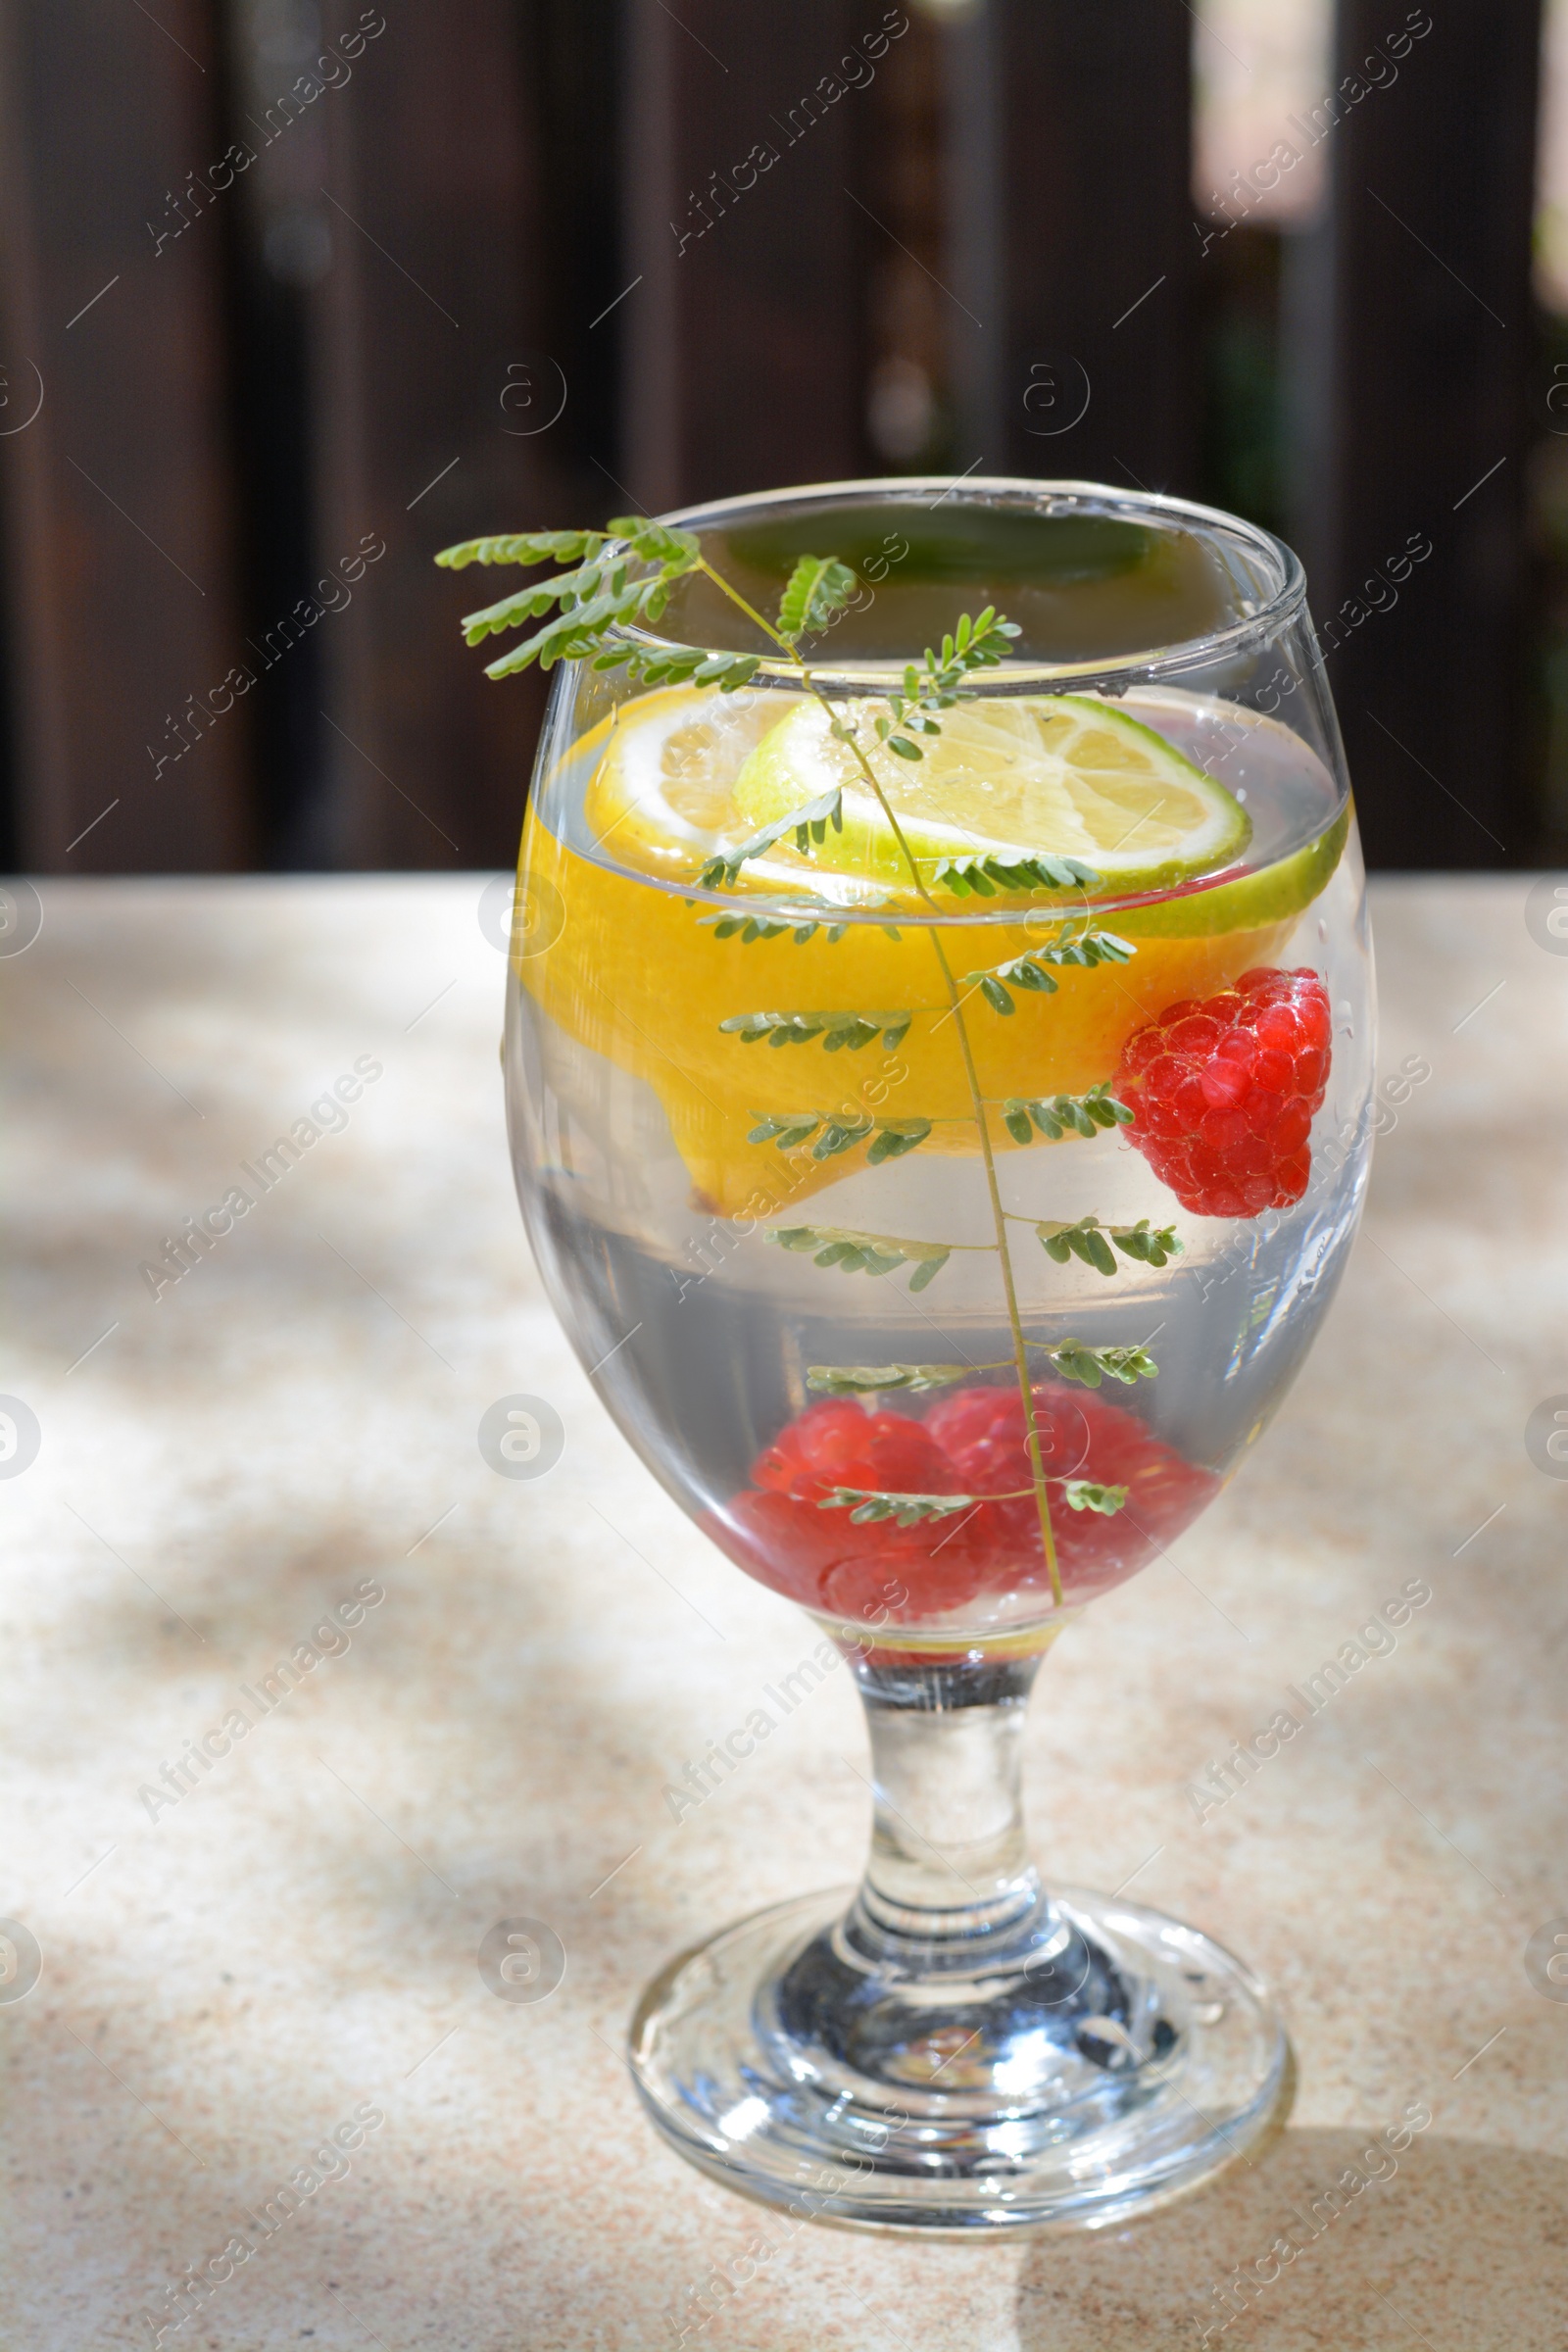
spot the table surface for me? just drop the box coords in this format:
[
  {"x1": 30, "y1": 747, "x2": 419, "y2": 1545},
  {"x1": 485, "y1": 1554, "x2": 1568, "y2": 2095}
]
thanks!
[{"x1": 2, "y1": 874, "x2": 1565, "y2": 2351}]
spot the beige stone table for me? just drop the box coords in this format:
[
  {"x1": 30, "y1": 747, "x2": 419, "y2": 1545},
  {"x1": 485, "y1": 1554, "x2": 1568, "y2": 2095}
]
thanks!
[{"x1": 2, "y1": 875, "x2": 1566, "y2": 2351}]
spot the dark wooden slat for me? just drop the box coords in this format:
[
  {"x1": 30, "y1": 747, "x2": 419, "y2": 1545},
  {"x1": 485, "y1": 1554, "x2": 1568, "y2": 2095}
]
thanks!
[
  {"x1": 950, "y1": 0, "x2": 1195, "y2": 494},
  {"x1": 316, "y1": 1, "x2": 552, "y2": 868},
  {"x1": 859, "y1": 9, "x2": 951, "y2": 472},
  {"x1": 0, "y1": 0, "x2": 252, "y2": 871},
  {"x1": 1319, "y1": 1, "x2": 1542, "y2": 869},
  {"x1": 621, "y1": 0, "x2": 872, "y2": 512}
]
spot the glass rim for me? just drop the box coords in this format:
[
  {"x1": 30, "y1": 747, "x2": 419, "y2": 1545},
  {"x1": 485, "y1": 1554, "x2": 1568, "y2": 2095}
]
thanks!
[{"x1": 603, "y1": 475, "x2": 1309, "y2": 686}]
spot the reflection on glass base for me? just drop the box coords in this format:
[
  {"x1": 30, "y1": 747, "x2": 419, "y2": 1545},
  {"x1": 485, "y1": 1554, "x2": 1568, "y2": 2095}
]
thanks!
[{"x1": 629, "y1": 1884, "x2": 1292, "y2": 2233}]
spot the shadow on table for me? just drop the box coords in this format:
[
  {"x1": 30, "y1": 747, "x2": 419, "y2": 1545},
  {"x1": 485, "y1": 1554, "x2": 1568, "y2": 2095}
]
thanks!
[{"x1": 1015, "y1": 2127, "x2": 1568, "y2": 2349}]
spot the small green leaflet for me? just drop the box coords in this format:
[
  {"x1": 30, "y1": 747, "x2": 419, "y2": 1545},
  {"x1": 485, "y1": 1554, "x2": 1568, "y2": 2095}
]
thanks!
[
  {"x1": 696, "y1": 894, "x2": 903, "y2": 941},
  {"x1": 818, "y1": 1487, "x2": 976, "y2": 1528},
  {"x1": 860, "y1": 1119, "x2": 932, "y2": 1164},
  {"x1": 590, "y1": 646, "x2": 760, "y2": 692},
  {"x1": 749, "y1": 1112, "x2": 933, "y2": 1163},
  {"x1": 603, "y1": 515, "x2": 705, "y2": 566},
  {"x1": 778, "y1": 555, "x2": 858, "y2": 640},
  {"x1": 1036, "y1": 1216, "x2": 1182, "y2": 1275},
  {"x1": 935, "y1": 852, "x2": 1102, "y2": 898},
  {"x1": 1061, "y1": 1481, "x2": 1129, "y2": 1515},
  {"x1": 459, "y1": 555, "x2": 610, "y2": 636},
  {"x1": 701, "y1": 910, "x2": 847, "y2": 946},
  {"x1": 698, "y1": 788, "x2": 844, "y2": 889},
  {"x1": 720, "y1": 1009, "x2": 911, "y2": 1053},
  {"x1": 446, "y1": 513, "x2": 699, "y2": 597},
  {"x1": 1003, "y1": 1084, "x2": 1132, "y2": 1145},
  {"x1": 435, "y1": 529, "x2": 608, "y2": 571},
  {"x1": 921, "y1": 609, "x2": 1020, "y2": 674},
  {"x1": 768, "y1": 1224, "x2": 958, "y2": 1289},
  {"x1": 966, "y1": 927, "x2": 1136, "y2": 1014},
  {"x1": 873, "y1": 715, "x2": 940, "y2": 761},
  {"x1": 1048, "y1": 1337, "x2": 1159, "y2": 1388},
  {"x1": 816, "y1": 1476, "x2": 1129, "y2": 1525},
  {"x1": 806, "y1": 1363, "x2": 969, "y2": 1396},
  {"x1": 1099, "y1": 1218, "x2": 1182, "y2": 1268}
]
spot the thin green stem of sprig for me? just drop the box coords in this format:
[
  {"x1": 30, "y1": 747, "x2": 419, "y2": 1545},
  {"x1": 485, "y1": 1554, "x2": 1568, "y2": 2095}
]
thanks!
[
  {"x1": 690, "y1": 564, "x2": 1065, "y2": 1608},
  {"x1": 807, "y1": 708, "x2": 1062, "y2": 1602},
  {"x1": 920, "y1": 929, "x2": 1063, "y2": 1605},
  {"x1": 694, "y1": 558, "x2": 793, "y2": 654}
]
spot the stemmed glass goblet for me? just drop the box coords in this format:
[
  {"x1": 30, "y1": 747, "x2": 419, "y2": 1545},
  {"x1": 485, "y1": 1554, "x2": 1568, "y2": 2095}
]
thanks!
[{"x1": 439, "y1": 478, "x2": 1373, "y2": 2230}]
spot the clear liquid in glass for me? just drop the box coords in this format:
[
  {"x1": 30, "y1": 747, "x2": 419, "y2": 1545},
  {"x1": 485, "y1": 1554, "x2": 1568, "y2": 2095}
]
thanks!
[{"x1": 506, "y1": 679, "x2": 1371, "y2": 1658}]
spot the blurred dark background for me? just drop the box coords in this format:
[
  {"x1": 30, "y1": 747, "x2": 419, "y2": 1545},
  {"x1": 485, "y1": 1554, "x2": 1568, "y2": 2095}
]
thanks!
[{"x1": 0, "y1": 0, "x2": 1562, "y2": 874}]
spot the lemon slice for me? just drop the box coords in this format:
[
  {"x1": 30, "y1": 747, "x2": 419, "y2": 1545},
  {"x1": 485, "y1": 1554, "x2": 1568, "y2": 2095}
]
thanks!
[
  {"x1": 732, "y1": 694, "x2": 1250, "y2": 894},
  {"x1": 579, "y1": 685, "x2": 805, "y2": 881}
]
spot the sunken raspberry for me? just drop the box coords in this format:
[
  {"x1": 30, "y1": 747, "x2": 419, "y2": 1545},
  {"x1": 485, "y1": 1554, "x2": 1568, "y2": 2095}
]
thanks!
[
  {"x1": 707, "y1": 1383, "x2": 1217, "y2": 1632},
  {"x1": 754, "y1": 1399, "x2": 958, "y2": 1503},
  {"x1": 1113, "y1": 967, "x2": 1332, "y2": 1217}
]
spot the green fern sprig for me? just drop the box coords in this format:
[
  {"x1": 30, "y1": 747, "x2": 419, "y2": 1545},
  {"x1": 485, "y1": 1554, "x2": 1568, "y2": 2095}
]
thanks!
[
  {"x1": 437, "y1": 516, "x2": 1160, "y2": 1608},
  {"x1": 435, "y1": 514, "x2": 762, "y2": 689}
]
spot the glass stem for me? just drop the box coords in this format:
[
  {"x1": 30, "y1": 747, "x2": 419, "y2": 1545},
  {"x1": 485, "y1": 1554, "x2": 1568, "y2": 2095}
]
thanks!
[{"x1": 842, "y1": 1648, "x2": 1057, "y2": 1961}]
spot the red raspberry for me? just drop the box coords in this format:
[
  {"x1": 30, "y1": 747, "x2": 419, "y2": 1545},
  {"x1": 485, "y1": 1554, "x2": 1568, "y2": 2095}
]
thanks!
[
  {"x1": 925, "y1": 1383, "x2": 1215, "y2": 1600},
  {"x1": 735, "y1": 1398, "x2": 985, "y2": 1617},
  {"x1": 708, "y1": 1384, "x2": 1217, "y2": 1637},
  {"x1": 753, "y1": 1398, "x2": 961, "y2": 1506},
  {"x1": 1113, "y1": 966, "x2": 1332, "y2": 1218}
]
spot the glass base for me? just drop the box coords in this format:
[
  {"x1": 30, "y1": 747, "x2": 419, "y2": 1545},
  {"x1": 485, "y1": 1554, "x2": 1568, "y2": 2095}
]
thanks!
[{"x1": 629, "y1": 1882, "x2": 1292, "y2": 2232}]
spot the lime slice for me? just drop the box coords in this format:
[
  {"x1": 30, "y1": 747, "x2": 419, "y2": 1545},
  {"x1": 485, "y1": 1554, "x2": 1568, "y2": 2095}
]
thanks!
[
  {"x1": 732, "y1": 694, "x2": 1251, "y2": 895},
  {"x1": 1115, "y1": 803, "x2": 1349, "y2": 940}
]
